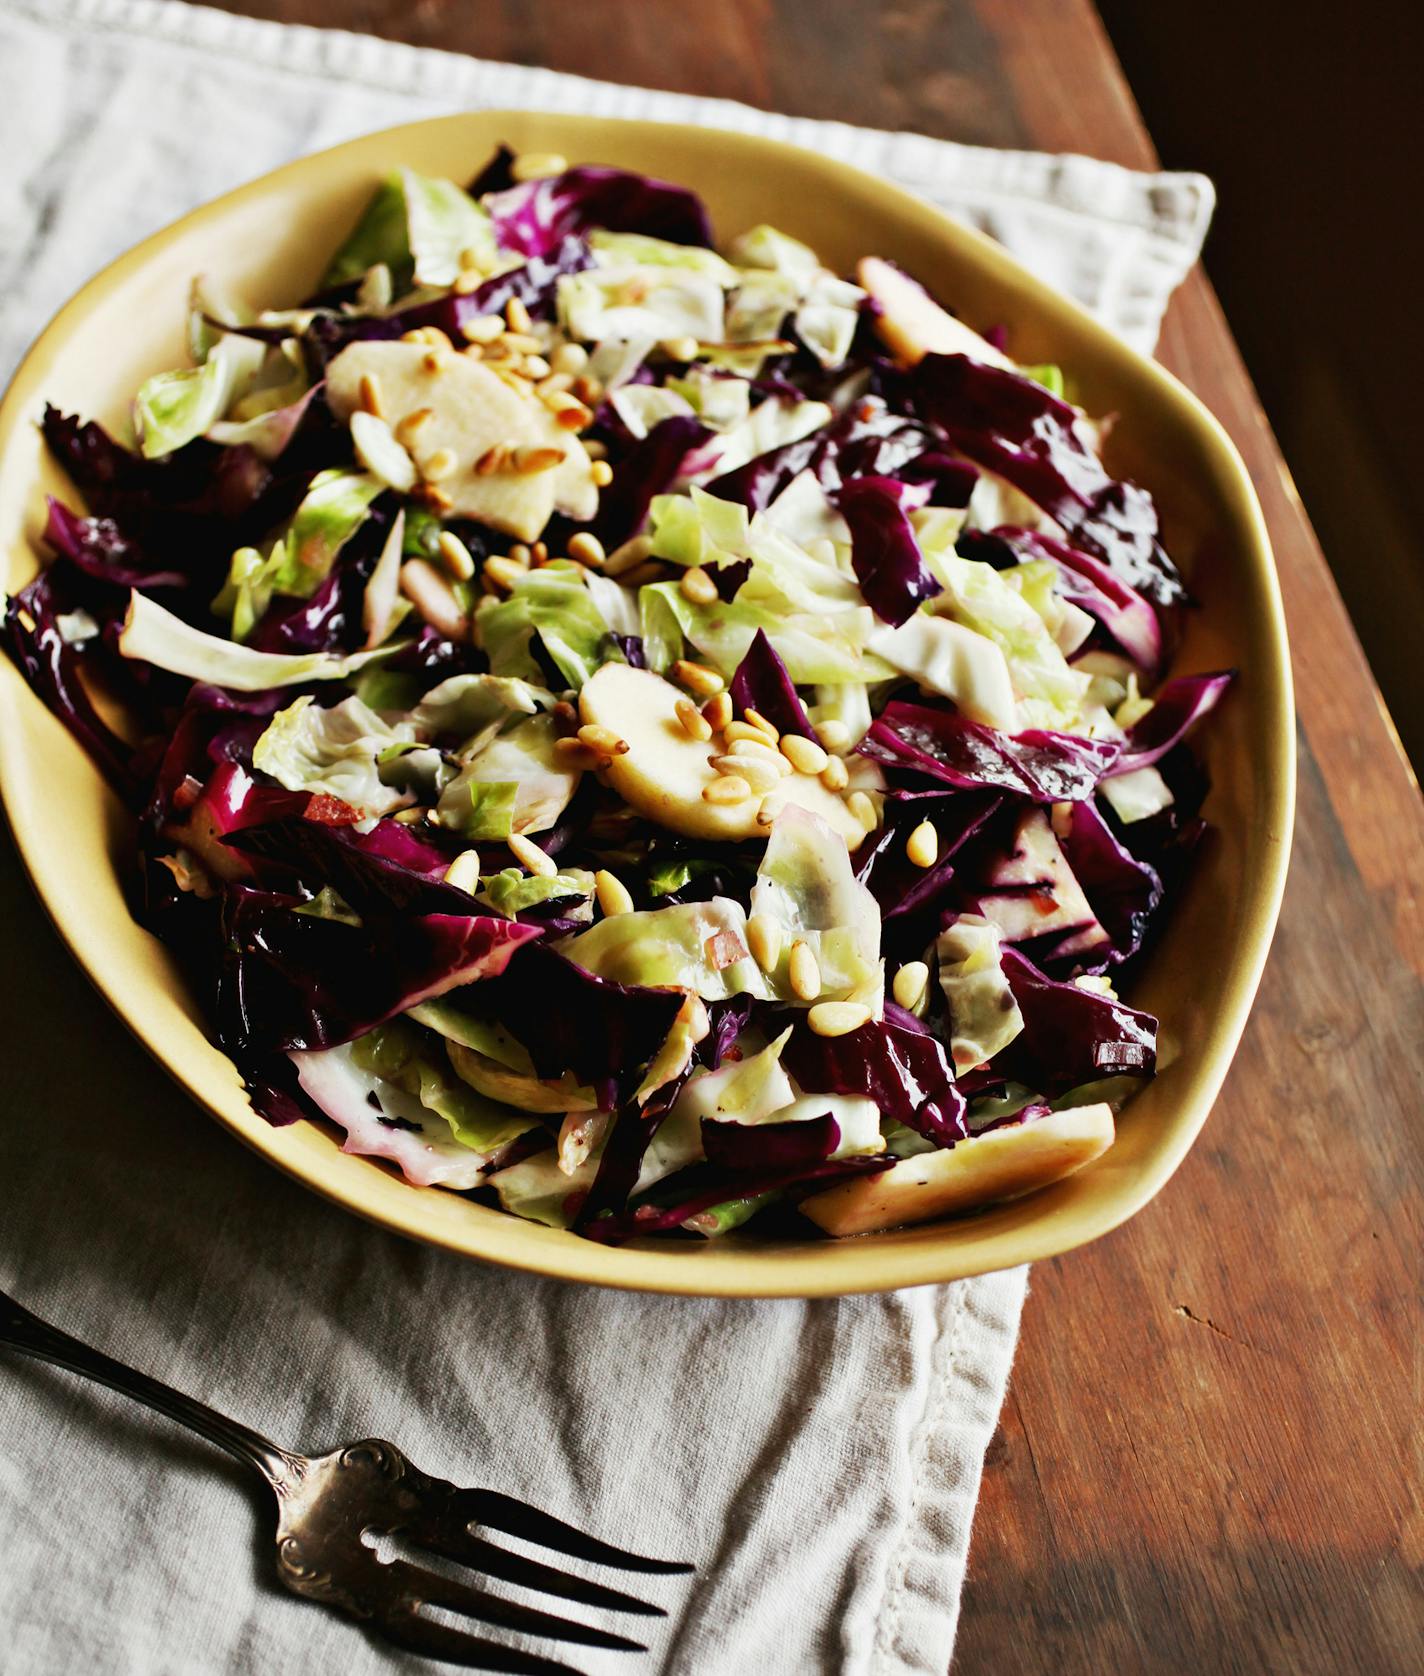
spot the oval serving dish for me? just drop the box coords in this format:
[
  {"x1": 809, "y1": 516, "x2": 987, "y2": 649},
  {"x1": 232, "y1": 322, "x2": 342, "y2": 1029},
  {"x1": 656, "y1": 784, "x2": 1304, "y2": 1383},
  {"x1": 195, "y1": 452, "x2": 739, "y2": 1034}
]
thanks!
[{"x1": 0, "y1": 112, "x2": 1293, "y2": 1297}]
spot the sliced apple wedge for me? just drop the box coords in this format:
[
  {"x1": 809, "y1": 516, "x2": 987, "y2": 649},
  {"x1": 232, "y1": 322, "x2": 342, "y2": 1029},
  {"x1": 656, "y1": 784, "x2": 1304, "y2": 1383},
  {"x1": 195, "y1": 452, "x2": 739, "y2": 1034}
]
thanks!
[
  {"x1": 579, "y1": 663, "x2": 865, "y2": 846},
  {"x1": 857, "y1": 255, "x2": 1015, "y2": 370},
  {"x1": 326, "y1": 340, "x2": 597, "y2": 539},
  {"x1": 976, "y1": 806, "x2": 1108, "y2": 951},
  {"x1": 800, "y1": 1102, "x2": 1115, "y2": 1236}
]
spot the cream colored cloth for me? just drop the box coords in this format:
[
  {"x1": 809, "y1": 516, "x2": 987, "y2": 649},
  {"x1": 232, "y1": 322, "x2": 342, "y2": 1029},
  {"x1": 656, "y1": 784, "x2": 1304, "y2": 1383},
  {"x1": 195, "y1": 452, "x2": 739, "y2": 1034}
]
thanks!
[{"x1": 0, "y1": 3, "x2": 1212, "y2": 1672}]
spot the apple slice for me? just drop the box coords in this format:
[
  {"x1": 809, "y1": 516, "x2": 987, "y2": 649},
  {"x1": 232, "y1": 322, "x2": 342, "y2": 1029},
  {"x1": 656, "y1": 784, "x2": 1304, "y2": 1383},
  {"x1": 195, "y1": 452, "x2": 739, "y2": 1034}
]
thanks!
[
  {"x1": 800, "y1": 1102, "x2": 1115, "y2": 1236},
  {"x1": 857, "y1": 255, "x2": 1015, "y2": 370},
  {"x1": 326, "y1": 340, "x2": 597, "y2": 539},
  {"x1": 975, "y1": 806, "x2": 1108, "y2": 951},
  {"x1": 579, "y1": 663, "x2": 865, "y2": 846}
]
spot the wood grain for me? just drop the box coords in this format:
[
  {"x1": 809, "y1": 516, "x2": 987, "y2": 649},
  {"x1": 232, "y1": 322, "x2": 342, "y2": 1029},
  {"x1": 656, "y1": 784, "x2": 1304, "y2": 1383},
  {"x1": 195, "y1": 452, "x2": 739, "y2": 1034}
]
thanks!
[{"x1": 147, "y1": 0, "x2": 1424, "y2": 1668}]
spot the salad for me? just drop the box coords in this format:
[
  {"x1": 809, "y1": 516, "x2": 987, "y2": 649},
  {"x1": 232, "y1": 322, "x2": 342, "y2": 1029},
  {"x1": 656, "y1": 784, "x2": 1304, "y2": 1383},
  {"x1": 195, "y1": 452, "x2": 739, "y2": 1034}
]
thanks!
[{"x1": 2, "y1": 147, "x2": 1231, "y2": 1243}]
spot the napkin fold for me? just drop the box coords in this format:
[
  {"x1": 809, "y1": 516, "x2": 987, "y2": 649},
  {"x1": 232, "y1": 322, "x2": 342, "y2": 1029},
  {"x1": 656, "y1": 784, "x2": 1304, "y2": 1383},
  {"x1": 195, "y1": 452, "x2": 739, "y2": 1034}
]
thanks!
[{"x1": 0, "y1": 3, "x2": 1212, "y2": 1672}]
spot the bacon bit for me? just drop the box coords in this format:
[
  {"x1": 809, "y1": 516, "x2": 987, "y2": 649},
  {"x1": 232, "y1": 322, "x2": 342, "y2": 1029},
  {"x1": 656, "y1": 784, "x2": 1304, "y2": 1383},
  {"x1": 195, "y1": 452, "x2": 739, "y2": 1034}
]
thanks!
[
  {"x1": 303, "y1": 793, "x2": 362, "y2": 825},
  {"x1": 704, "y1": 929, "x2": 749, "y2": 971}
]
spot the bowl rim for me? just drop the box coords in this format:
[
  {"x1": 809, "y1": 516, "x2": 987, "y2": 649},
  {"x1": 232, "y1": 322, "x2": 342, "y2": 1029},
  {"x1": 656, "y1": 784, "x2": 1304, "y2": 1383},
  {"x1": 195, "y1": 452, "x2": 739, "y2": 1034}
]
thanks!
[{"x1": 0, "y1": 110, "x2": 1295, "y2": 1297}]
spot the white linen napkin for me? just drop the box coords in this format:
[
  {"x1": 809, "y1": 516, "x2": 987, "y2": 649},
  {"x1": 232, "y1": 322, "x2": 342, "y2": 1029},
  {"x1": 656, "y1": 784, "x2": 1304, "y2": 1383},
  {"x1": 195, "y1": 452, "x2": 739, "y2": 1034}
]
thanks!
[{"x1": 0, "y1": 3, "x2": 1213, "y2": 1672}]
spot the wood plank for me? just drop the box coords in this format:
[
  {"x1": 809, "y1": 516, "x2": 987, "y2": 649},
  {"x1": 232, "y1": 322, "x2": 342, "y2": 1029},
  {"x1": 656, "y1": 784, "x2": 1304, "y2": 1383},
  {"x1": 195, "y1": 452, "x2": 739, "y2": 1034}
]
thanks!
[{"x1": 145, "y1": 2, "x2": 1424, "y2": 1669}]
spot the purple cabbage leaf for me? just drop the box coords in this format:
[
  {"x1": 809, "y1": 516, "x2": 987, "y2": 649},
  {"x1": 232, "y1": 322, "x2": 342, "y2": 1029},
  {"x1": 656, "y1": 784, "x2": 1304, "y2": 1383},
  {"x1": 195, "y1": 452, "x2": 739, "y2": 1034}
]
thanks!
[
  {"x1": 861, "y1": 699, "x2": 1121, "y2": 801},
  {"x1": 781, "y1": 1001, "x2": 968, "y2": 1148},
  {"x1": 908, "y1": 354, "x2": 1186, "y2": 608},
  {"x1": 728, "y1": 629, "x2": 815, "y2": 739},
  {"x1": 483, "y1": 166, "x2": 714, "y2": 259},
  {"x1": 994, "y1": 946, "x2": 1157, "y2": 1094},
  {"x1": 834, "y1": 475, "x2": 943, "y2": 627}
]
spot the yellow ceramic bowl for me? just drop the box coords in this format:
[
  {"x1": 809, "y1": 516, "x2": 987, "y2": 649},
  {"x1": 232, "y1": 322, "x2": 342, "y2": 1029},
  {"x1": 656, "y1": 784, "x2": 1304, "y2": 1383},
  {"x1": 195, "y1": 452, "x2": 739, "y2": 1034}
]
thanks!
[{"x1": 0, "y1": 113, "x2": 1293, "y2": 1296}]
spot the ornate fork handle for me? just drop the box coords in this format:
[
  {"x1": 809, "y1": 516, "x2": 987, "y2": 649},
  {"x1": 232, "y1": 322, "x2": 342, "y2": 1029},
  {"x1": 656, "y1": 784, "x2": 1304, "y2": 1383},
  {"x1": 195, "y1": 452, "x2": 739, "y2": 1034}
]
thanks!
[{"x1": 0, "y1": 1287, "x2": 306, "y2": 1493}]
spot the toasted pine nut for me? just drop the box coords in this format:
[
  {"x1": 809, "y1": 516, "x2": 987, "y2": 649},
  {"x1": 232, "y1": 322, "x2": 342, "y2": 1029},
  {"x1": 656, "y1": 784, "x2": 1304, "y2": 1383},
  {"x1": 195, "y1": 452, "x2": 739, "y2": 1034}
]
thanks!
[
  {"x1": 550, "y1": 342, "x2": 589, "y2": 376},
  {"x1": 357, "y1": 372, "x2": 383, "y2": 417},
  {"x1": 420, "y1": 484, "x2": 454, "y2": 515},
  {"x1": 545, "y1": 390, "x2": 593, "y2": 429},
  {"x1": 531, "y1": 541, "x2": 549, "y2": 564},
  {"x1": 509, "y1": 445, "x2": 564, "y2": 474},
  {"x1": 702, "y1": 775, "x2": 751, "y2": 805},
  {"x1": 394, "y1": 407, "x2": 435, "y2": 444},
  {"x1": 746, "y1": 914, "x2": 782, "y2": 973},
  {"x1": 703, "y1": 691, "x2": 733, "y2": 731},
  {"x1": 675, "y1": 698, "x2": 713, "y2": 741},
  {"x1": 846, "y1": 790, "x2": 878, "y2": 831},
  {"x1": 421, "y1": 350, "x2": 447, "y2": 374},
  {"x1": 460, "y1": 314, "x2": 505, "y2": 344},
  {"x1": 817, "y1": 718, "x2": 852, "y2": 753},
  {"x1": 779, "y1": 734, "x2": 828, "y2": 775},
  {"x1": 567, "y1": 532, "x2": 606, "y2": 569},
  {"x1": 673, "y1": 659, "x2": 724, "y2": 697},
  {"x1": 437, "y1": 531, "x2": 476, "y2": 581},
  {"x1": 443, "y1": 849, "x2": 482, "y2": 893},
  {"x1": 508, "y1": 832, "x2": 557, "y2": 877},
  {"x1": 508, "y1": 544, "x2": 533, "y2": 568},
  {"x1": 601, "y1": 534, "x2": 652, "y2": 577},
  {"x1": 423, "y1": 448, "x2": 457, "y2": 481},
  {"x1": 906, "y1": 820, "x2": 938, "y2": 869},
  {"x1": 820, "y1": 755, "x2": 850, "y2": 791},
  {"x1": 892, "y1": 960, "x2": 930, "y2": 1012},
  {"x1": 504, "y1": 296, "x2": 534, "y2": 335},
  {"x1": 680, "y1": 566, "x2": 719, "y2": 606},
  {"x1": 391, "y1": 807, "x2": 427, "y2": 825},
  {"x1": 724, "y1": 720, "x2": 776, "y2": 749},
  {"x1": 594, "y1": 870, "x2": 634, "y2": 917},
  {"x1": 395, "y1": 407, "x2": 435, "y2": 445},
  {"x1": 590, "y1": 460, "x2": 614, "y2": 487},
  {"x1": 660, "y1": 335, "x2": 699, "y2": 362},
  {"x1": 473, "y1": 445, "x2": 508, "y2": 476},
  {"x1": 510, "y1": 151, "x2": 568, "y2": 183},
  {"x1": 711, "y1": 753, "x2": 781, "y2": 793},
  {"x1": 726, "y1": 739, "x2": 791, "y2": 774},
  {"x1": 553, "y1": 737, "x2": 604, "y2": 770},
  {"x1": 453, "y1": 269, "x2": 484, "y2": 296},
  {"x1": 742, "y1": 708, "x2": 780, "y2": 742},
  {"x1": 578, "y1": 723, "x2": 629, "y2": 757},
  {"x1": 501, "y1": 332, "x2": 543, "y2": 356},
  {"x1": 808, "y1": 1001, "x2": 871, "y2": 1038},
  {"x1": 788, "y1": 940, "x2": 822, "y2": 1002},
  {"x1": 481, "y1": 555, "x2": 527, "y2": 593},
  {"x1": 522, "y1": 354, "x2": 552, "y2": 380},
  {"x1": 536, "y1": 371, "x2": 576, "y2": 398}
]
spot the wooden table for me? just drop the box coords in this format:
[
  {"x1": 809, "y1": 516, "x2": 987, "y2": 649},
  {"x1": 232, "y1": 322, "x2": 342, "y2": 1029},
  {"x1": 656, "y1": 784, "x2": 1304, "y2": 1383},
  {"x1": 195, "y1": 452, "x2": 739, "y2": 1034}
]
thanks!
[{"x1": 194, "y1": 1, "x2": 1424, "y2": 1668}]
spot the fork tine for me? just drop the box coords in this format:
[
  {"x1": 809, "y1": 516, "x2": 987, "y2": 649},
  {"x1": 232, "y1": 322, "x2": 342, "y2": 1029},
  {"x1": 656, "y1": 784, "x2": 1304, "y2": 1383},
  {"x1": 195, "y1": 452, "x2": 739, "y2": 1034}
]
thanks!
[
  {"x1": 391, "y1": 1559, "x2": 647, "y2": 1652},
  {"x1": 380, "y1": 1609, "x2": 589, "y2": 1675},
  {"x1": 412, "y1": 1525, "x2": 667, "y2": 1617},
  {"x1": 458, "y1": 1489, "x2": 695, "y2": 1575}
]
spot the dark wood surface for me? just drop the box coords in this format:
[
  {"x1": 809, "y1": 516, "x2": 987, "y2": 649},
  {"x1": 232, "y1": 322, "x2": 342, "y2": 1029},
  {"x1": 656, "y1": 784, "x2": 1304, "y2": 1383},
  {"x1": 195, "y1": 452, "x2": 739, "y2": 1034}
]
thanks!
[{"x1": 189, "y1": 2, "x2": 1424, "y2": 1669}]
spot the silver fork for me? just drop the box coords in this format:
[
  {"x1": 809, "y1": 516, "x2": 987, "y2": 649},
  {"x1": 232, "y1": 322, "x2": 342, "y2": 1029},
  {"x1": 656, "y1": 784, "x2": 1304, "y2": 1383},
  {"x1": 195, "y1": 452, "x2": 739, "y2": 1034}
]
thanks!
[{"x1": 0, "y1": 1288, "x2": 691, "y2": 1674}]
